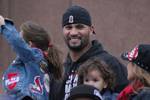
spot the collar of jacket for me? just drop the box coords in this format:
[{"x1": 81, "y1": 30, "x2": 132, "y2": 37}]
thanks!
[{"x1": 65, "y1": 40, "x2": 105, "y2": 65}]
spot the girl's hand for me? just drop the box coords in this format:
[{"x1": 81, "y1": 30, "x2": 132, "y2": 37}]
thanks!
[{"x1": 0, "y1": 15, "x2": 5, "y2": 26}]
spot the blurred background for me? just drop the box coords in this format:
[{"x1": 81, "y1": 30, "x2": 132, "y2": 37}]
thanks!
[{"x1": 0, "y1": 0, "x2": 150, "y2": 93}]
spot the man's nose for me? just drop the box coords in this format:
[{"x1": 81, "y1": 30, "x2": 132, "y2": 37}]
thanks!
[{"x1": 69, "y1": 27, "x2": 78, "y2": 35}]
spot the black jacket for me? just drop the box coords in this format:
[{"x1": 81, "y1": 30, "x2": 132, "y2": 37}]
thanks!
[{"x1": 59, "y1": 40, "x2": 128, "y2": 100}]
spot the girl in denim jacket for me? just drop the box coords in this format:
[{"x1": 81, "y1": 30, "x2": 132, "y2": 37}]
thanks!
[{"x1": 0, "y1": 16, "x2": 63, "y2": 100}]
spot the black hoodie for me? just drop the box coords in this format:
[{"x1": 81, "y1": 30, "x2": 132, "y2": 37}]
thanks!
[{"x1": 60, "y1": 40, "x2": 128, "y2": 100}]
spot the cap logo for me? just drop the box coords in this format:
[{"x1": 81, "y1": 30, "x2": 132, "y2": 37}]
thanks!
[
  {"x1": 69, "y1": 15, "x2": 74, "y2": 23},
  {"x1": 128, "y1": 47, "x2": 138, "y2": 61}
]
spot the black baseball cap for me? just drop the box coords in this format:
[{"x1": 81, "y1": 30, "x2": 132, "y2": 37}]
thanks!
[
  {"x1": 121, "y1": 44, "x2": 150, "y2": 73},
  {"x1": 67, "y1": 85, "x2": 102, "y2": 100},
  {"x1": 62, "y1": 5, "x2": 92, "y2": 27}
]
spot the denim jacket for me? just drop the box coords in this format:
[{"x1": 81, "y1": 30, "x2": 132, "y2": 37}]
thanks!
[
  {"x1": 1, "y1": 20, "x2": 49, "y2": 100},
  {"x1": 101, "y1": 89, "x2": 118, "y2": 100}
]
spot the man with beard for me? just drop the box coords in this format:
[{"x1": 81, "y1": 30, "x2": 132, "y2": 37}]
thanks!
[{"x1": 60, "y1": 5, "x2": 129, "y2": 100}]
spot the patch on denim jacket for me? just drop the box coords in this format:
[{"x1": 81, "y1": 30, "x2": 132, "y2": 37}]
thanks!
[
  {"x1": 30, "y1": 76, "x2": 43, "y2": 95},
  {"x1": 5, "y1": 72, "x2": 20, "y2": 90}
]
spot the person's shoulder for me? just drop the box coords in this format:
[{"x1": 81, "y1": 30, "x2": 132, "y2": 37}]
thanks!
[
  {"x1": 102, "y1": 91, "x2": 118, "y2": 100},
  {"x1": 31, "y1": 47, "x2": 44, "y2": 61},
  {"x1": 92, "y1": 43, "x2": 116, "y2": 61},
  {"x1": 133, "y1": 87, "x2": 150, "y2": 100},
  {"x1": 96, "y1": 50, "x2": 121, "y2": 66},
  {"x1": 140, "y1": 87, "x2": 150, "y2": 96}
]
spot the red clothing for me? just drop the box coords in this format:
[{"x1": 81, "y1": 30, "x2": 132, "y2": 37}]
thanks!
[{"x1": 117, "y1": 80, "x2": 144, "y2": 100}]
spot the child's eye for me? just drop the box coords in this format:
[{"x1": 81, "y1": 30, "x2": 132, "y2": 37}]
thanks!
[
  {"x1": 93, "y1": 79, "x2": 98, "y2": 82},
  {"x1": 84, "y1": 79, "x2": 89, "y2": 82}
]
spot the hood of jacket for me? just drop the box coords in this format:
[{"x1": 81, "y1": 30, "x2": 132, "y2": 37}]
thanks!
[{"x1": 64, "y1": 40, "x2": 106, "y2": 69}]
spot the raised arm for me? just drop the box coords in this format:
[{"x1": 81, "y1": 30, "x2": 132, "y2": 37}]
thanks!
[{"x1": 0, "y1": 15, "x2": 43, "y2": 63}]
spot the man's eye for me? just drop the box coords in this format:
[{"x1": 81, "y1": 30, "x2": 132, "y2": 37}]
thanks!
[
  {"x1": 75, "y1": 24, "x2": 85, "y2": 29},
  {"x1": 65, "y1": 25, "x2": 72, "y2": 29}
]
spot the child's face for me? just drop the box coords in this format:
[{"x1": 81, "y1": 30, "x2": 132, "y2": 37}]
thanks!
[
  {"x1": 83, "y1": 69, "x2": 107, "y2": 91},
  {"x1": 127, "y1": 62, "x2": 136, "y2": 80}
]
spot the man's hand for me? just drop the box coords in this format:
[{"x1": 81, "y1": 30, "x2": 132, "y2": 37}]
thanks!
[{"x1": 0, "y1": 15, "x2": 5, "y2": 26}]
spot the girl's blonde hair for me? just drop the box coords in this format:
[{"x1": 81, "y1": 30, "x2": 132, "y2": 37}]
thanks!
[{"x1": 132, "y1": 63, "x2": 150, "y2": 86}]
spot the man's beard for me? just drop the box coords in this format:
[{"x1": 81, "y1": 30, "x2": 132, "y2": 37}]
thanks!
[
  {"x1": 66, "y1": 38, "x2": 89, "y2": 52},
  {"x1": 68, "y1": 43, "x2": 84, "y2": 52}
]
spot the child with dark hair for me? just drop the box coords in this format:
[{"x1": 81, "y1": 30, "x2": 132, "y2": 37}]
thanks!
[{"x1": 78, "y1": 58, "x2": 117, "y2": 100}]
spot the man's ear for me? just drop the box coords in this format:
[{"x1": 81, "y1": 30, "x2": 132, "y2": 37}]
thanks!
[
  {"x1": 90, "y1": 26, "x2": 96, "y2": 41},
  {"x1": 90, "y1": 26, "x2": 95, "y2": 35}
]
